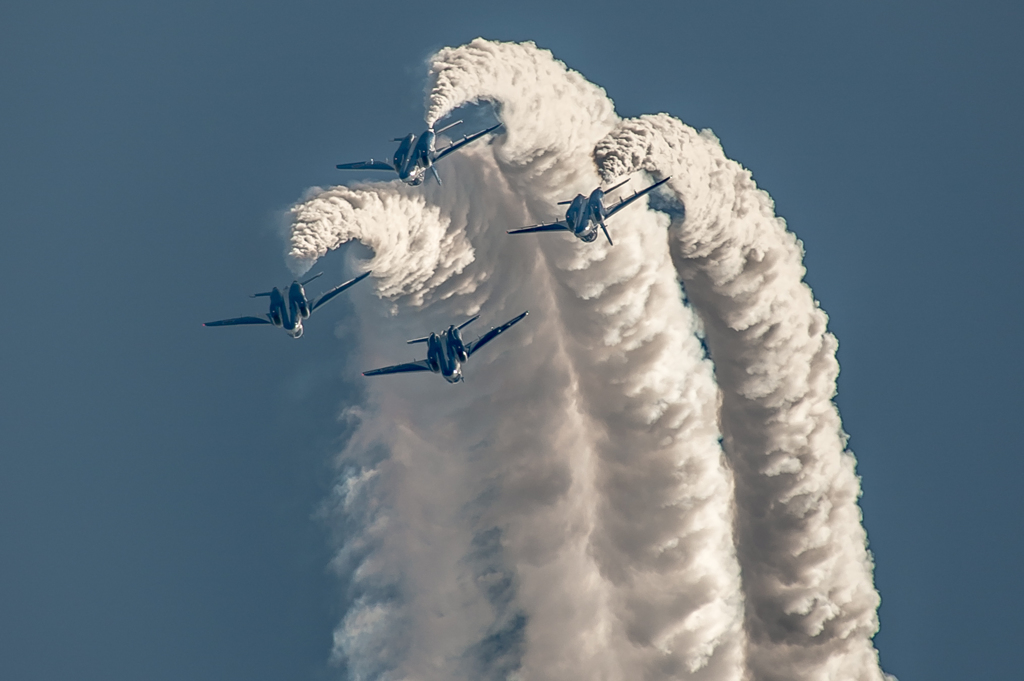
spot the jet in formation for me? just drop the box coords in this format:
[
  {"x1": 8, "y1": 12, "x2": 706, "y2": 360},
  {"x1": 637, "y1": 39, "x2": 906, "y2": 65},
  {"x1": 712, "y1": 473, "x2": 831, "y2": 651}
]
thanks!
[
  {"x1": 336, "y1": 121, "x2": 503, "y2": 186},
  {"x1": 507, "y1": 176, "x2": 671, "y2": 245},
  {"x1": 204, "y1": 271, "x2": 371, "y2": 339},
  {"x1": 363, "y1": 311, "x2": 529, "y2": 383}
]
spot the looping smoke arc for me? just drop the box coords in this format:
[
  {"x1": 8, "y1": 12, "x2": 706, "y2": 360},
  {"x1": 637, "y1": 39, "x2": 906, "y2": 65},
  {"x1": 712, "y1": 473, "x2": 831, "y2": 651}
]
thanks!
[{"x1": 288, "y1": 39, "x2": 891, "y2": 681}]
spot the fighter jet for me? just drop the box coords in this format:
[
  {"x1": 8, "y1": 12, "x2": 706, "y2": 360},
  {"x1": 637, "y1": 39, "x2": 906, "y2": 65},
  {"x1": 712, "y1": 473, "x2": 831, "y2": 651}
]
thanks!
[
  {"x1": 363, "y1": 311, "x2": 529, "y2": 383},
  {"x1": 507, "y1": 176, "x2": 671, "y2": 245},
  {"x1": 335, "y1": 120, "x2": 502, "y2": 186},
  {"x1": 204, "y1": 271, "x2": 371, "y2": 339}
]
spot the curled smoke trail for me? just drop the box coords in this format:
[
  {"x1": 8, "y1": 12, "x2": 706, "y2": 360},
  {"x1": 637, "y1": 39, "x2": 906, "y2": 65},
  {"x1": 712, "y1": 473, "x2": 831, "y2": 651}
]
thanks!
[
  {"x1": 594, "y1": 117, "x2": 888, "y2": 681},
  {"x1": 289, "y1": 39, "x2": 887, "y2": 681}
]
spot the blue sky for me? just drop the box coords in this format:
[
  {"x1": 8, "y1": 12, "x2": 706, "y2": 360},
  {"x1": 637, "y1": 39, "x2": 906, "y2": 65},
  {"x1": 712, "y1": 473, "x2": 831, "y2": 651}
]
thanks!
[{"x1": 1, "y1": 2, "x2": 1021, "y2": 680}]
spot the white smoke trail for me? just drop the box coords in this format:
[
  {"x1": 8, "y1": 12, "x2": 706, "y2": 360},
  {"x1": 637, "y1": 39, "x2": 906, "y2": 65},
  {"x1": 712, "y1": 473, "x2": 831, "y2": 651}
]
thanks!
[
  {"x1": 288, "y1": 39, "x2": 887, "y2": 681},
  {"x1": 595, "y1": 116, "x2": 888, "y2": 681},
  {"x1": 424, "y1": 41, "x2": 748, "y2": 679},
  {"x1": 295, "y1": 146, "x2": 630, "y2": 681}
]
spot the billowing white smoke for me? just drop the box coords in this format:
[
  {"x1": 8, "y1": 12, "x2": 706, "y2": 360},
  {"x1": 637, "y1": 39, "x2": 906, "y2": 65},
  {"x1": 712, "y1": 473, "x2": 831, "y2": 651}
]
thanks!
[
  {"x1": 289, "y1": 39, "x2": 888, "y2": 681},
  {"x1": 595, "y1": 117, "x2": 888, "y2": 681}
]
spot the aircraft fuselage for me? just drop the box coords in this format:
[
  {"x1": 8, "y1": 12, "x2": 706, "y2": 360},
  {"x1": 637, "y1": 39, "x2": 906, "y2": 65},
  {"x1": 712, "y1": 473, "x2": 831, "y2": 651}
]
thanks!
[
  {"x1": 425, "y1": 324, "x2": 470, "y2": 383},
  {"x1": 264, "y1": 281, "x2": 313, "y2": 338},
  {"x1": 564, "y1": 188, "x2": 610, "y2": 242},
  {"x1": 393, "y1": 129, "x2": 436, "y2": 186}
]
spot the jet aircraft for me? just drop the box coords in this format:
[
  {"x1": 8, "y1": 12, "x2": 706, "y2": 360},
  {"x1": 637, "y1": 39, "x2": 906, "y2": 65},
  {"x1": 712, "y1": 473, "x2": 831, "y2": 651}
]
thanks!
[
  {"x1": 335, "y1": 120, "x2": 502, "y2": 186},
  {"x1": 506, "y1": 176, "x2": 671, "y2": 245},
  {"x1": 363, "y1": 311, "x2": 529, "y2": 383},
  {"x1": 204, "y1": 271, "x2": 371, "y2": 339}
]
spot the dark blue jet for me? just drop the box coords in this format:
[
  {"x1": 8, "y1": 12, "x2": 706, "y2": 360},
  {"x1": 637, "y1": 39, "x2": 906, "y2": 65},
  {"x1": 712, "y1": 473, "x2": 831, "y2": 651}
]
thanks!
[
  {"x1": 204, "y1": 271, "x2": 370, "y2": 339},
  {"x1": 363, "y1": 311, "x2": 528, "y2": 383},
  {"x1": 335, "y1": 121, "x2": 502, "y2": 186},
  {"x1": 507, "y1": 176, "x2": 671, "y2": 245}
]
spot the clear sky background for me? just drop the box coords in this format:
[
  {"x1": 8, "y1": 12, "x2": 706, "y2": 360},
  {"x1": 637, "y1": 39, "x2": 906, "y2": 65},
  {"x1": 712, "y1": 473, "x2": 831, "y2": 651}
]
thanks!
[{"x1": 1, "y1": 2, "x2": 1021, "y2": 680}]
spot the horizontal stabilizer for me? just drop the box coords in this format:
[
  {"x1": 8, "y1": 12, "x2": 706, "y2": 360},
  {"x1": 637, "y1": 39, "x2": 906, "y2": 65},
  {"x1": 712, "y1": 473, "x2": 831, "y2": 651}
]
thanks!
[
  {"x1": 363, "y1": 360, "x2": 432, "y2": 377},
  {"x1": 433, "y1": 122, "x2": 503, "y2": 162},
  {"x1": 457, "y1": 314, "x2": 480, "y2": 330},
  {"x1": 465, "y1": 311, "x2": 529, "y2": 358},
  {"x1": 602, "y1": 177, "x2": 630, "y2": 194},
  {"x1": 604, "y1": 176, "x2": 671, "y2": 220},
  {"x1": 311, "y1": 271, "x2": 371, "y2": 312},
  {"x1": 433, "y1": 119, "x2": 463, "y2": 135},
  {"x1": 204, "y1": 316, "x2": 271, "y2": 327},
  {"x1": 506, "y1": 222, "x2": 568, "y2": 235},
  {"x1": 557, "y1": 178, "x2": 628, "y2": 206},
  {"x1": 406, "y1": 335, "x2": 431, "y2": 345},
  {"x1": 301, "y1": 272, "x2": 323, "y2": 286},
  {"x1": 336, "y1": 160, "x2": 396, "y2": 171}
]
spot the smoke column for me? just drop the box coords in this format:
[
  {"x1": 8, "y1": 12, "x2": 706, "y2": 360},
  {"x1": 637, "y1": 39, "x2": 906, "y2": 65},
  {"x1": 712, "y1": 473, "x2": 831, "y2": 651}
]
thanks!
[
  {"x1": 288, "y1": 39, "x2": 888, "y2": 681},
  {"x1": 595, "y1": 117, "x2": 887, "y2": 681}
]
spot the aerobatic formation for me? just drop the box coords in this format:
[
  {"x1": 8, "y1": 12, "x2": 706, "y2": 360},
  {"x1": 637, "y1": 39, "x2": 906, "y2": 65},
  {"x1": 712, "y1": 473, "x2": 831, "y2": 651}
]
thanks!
[{"x1": 210, "y1": 38, "x2": 892, "y2": 681}]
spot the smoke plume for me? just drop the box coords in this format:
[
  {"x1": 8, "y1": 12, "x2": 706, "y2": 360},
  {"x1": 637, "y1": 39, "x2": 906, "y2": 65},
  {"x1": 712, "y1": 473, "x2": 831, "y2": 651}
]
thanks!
[{"x1": 289, "y1": 39, "x2": 888, "y2": 681}]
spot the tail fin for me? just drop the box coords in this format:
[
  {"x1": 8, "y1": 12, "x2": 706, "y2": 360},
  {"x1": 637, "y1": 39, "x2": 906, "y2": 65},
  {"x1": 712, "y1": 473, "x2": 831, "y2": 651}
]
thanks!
[
  {"x1": 301, "y1": 272, "x2": 323, "y2": 286},
  {"x1": 457, "y1": 314, "x2": 480, "y2": 330},
  {"x1": 429, "y1": 164, "x2": 442, "y2": 185}
]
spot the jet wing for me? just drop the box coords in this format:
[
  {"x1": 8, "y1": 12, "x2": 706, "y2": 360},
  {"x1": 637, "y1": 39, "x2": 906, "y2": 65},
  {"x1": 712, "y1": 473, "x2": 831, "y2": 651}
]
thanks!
[
  {"x1": 363, "y1": 360, "x2": 432, "y2": 377},
  {"x1": 433, "y1": 123, "x2": 503, "y2": 162},
  {"x1": 311, "y1": 271, "x2": 371, "y2": 312},
  {"x1": 204, "y1": 316, "x2": 271, "y2": 327},
  {"x1": 336, "y1": 160, "x2": 396, "y2": 171},
  {"x1": 604, "y1": 177, "x2": 671, "y2": 220},
  {"x1": 466, "y1": 311, "x2": 529, "y2": 358},
  {"x1": 506, "y1": 222, "x2": 568, "y2": 235}
]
